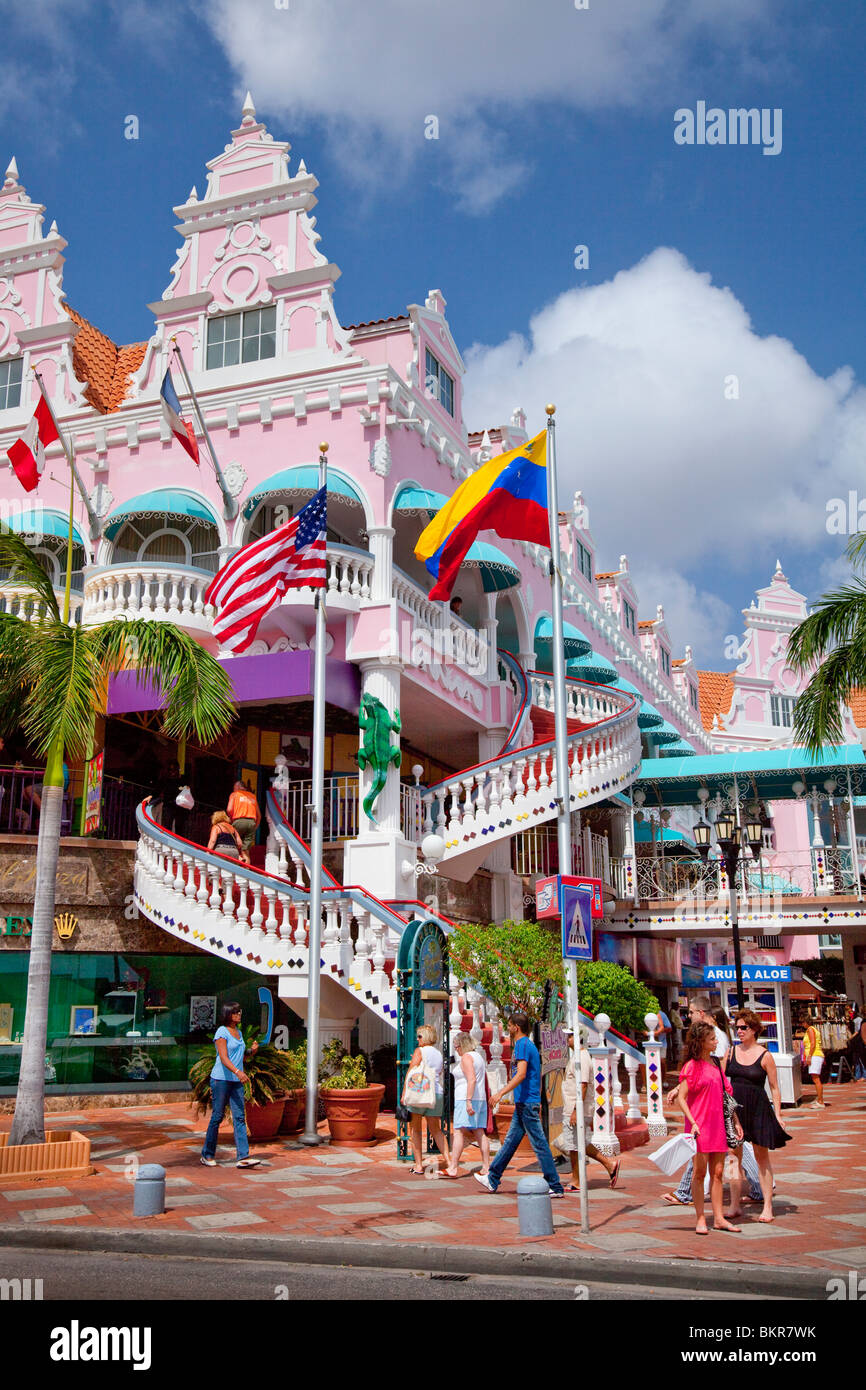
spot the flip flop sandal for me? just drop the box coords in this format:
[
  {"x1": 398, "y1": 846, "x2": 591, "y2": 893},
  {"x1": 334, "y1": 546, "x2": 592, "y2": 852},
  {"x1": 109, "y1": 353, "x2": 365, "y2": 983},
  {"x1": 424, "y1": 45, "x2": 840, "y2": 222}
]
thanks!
[
  {"x1": 564, "y1": 1184, "x2": 581, "y2": 1193},
  {"x1": 609, "y1": 1160, "x2": 621, "y2": 1189},
  {"x1": 663, "y1": 1192, "x2": 686, "y2": 1205}
]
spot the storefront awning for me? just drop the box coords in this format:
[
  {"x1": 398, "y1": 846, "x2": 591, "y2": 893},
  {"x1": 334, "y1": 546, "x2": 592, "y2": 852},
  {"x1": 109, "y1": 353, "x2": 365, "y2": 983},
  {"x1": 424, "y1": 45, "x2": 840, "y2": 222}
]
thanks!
[
  {"x1": 637, "y1": 743, "x2": 866, "y2": 806},
  {"x1": 647, "y1": 719, "x2": 682, "y2": 745}
]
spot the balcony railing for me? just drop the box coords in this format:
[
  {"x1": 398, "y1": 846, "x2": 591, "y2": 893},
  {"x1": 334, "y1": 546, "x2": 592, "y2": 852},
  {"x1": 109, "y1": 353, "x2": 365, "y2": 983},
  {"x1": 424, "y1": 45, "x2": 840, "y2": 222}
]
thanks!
[
  {"x1": 0, "y1": 766, "x2": 74, "y2": 835},
  {"x1": 81, "y1": 563, "x2": 214, "y2": 631},
  {"x1": 0, "y1": 586, "x2": 84, "y2": 624},
  {"x1": 611, "y1": 845, "x2": 861, "y2": 905},
  {"x1": 271, "y1": 775, "x2": 422, "y2": 845},
  {"x1": 392, "y1": 567, "x2": 486, "y2": 678}
]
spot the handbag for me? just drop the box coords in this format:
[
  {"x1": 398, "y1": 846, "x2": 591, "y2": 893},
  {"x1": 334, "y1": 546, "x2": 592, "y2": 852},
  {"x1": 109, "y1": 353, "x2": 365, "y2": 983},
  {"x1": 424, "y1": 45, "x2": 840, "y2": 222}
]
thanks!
[
  {"x1": 648, "y1": 1131, "x2": 697, "y2": 1176},
  {"x1": 712, "y1": 1056, "x2": 742, "y2": 1149},
  {"x1": 395, "y1": 1102, "x2": 412, "y2": 1124},
  {"x1": 401, "y1": 1063, "x2": 437, "y2": 1110},
  {"x1": 483, "y1": 1071, "x2": 495, "y2": 1137}
]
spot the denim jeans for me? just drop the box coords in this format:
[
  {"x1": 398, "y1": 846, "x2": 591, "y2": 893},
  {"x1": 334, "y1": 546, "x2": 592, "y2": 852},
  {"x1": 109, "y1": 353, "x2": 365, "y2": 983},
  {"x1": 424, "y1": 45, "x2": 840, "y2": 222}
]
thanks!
[
  {"x1": 675, "y1": 1143, "x2": 762, "y2": 1202},
  {"x1": 201, "y1": 1079, "x2": 249, "y2": 1161},
  {"x1": 488, "y1": 1102, "x2": 563, "y2": 1193}
]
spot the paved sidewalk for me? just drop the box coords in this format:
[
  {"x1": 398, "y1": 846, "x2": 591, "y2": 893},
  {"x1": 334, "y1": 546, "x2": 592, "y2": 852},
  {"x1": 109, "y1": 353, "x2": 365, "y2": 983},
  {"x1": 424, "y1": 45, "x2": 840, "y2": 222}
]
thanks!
[{"x1": 1, "y1": 1084, "x2": 863, "y2": 1277}]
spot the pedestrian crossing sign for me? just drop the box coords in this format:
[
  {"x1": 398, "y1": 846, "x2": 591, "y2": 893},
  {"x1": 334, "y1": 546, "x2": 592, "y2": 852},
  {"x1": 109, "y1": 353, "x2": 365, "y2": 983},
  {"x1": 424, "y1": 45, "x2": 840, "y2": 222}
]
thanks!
[{"x1": 561, "y1": 882, "x2": 593, "y2": 961}]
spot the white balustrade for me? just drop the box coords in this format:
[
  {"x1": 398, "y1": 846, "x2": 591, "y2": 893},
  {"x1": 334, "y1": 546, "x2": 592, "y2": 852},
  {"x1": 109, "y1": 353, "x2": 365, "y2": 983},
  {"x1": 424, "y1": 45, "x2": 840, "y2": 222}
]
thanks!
[
  {"x1": 392, "y1": 568, "x2": 487, "y2": 678},
  {"x1": 0, "y1": 585, "x2": 84, "y2": 625},
  {"x1": 82, "y1": 564, "x2": 214, "y2": 631}
]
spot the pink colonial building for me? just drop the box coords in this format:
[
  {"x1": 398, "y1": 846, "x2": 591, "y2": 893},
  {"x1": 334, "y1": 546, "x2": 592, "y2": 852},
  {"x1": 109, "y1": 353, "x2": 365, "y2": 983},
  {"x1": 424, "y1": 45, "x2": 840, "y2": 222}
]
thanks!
[{"x1": 0, "y1": 99, "x2": 861, "y2": 1099}]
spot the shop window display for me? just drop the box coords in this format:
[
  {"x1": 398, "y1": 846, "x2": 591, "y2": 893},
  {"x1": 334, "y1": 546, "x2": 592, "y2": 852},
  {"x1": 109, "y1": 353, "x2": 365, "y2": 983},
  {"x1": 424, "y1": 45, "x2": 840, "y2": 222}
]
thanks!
[{"x1": 0, "y1": 953, "x2": 264, "y2": 1093}]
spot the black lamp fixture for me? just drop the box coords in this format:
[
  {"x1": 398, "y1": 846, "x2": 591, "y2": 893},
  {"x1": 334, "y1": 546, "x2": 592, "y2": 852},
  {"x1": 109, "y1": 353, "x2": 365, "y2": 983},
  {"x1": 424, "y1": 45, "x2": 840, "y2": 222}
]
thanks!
[
  {"x1": 693, "y1": 819, "x2": 712, "y2": 859},
  {"x1": 743, "y1": 812, "x2": 764, "y2": 859}
]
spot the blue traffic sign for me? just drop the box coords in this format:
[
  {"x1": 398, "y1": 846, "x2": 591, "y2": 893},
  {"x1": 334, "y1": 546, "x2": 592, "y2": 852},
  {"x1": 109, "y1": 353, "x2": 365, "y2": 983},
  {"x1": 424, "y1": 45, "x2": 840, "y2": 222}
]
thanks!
[{"x1": 560, "y1": 882, "x2": 593, "y2": 961}]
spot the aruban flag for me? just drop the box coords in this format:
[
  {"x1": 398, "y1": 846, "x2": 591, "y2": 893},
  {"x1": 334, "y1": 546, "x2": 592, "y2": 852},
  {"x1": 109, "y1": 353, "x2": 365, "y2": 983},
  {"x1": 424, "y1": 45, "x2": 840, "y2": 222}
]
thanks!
[
  {"x1": 205, "y1": 487, "x2": 327, "y2": 653},
  {"x1": 7, "y1": 395, "x2": 59, "y2": 492},
  {"x1": 160, "y1": 368, "x2": 200, "y2": 464}
]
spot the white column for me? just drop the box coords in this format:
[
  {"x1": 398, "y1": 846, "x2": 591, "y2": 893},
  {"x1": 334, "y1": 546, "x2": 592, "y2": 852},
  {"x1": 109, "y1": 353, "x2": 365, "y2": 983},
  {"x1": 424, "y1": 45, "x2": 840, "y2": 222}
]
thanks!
[
  {"x1": 358, "y1": 662, "x2": 402, "y2": 833},
  {"x1": 482, "y1": 590, "x2": 499, "y2": 684},
  {"x1": 624, "y1": 1053, "x2": 642, "y2": 1120},
  {"x1": 589, "y1": 1013, "x2": 620, "y2": 1157},
  {"x1": 642, "y1": 1012, "x2": 668, "y2": 1138},
  {"x1": 367, "y1": 525, "x2": 395, "y2": 603}
]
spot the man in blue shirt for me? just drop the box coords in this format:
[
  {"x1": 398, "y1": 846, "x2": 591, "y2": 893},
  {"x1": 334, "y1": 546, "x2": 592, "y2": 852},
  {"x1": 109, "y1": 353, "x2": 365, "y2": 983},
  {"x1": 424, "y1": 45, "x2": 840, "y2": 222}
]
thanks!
[{"x1": 474, "y1": 1011, "x2": 564, "y2": 1197}]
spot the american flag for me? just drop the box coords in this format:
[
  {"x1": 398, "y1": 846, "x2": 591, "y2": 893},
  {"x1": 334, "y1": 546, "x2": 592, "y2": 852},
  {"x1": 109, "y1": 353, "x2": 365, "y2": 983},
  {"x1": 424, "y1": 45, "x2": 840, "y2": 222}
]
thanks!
[{"x1": 205, "y1": 487, "x2": 327, "y2": 653}]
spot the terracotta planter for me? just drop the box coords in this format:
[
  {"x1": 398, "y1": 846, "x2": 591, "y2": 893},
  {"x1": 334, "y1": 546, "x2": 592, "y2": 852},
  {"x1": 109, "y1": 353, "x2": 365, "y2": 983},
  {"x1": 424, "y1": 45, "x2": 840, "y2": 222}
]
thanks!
[
  {"x1": 244, "y1": 1097, "x2": 285, "y2": 1140},
  {"x1": 320, "y1": 1083, "x2": 385, "y2": 1145},
  {"x1": 0, "y1": 1130, "x2": 92, "y2": 1186},
  {"x1": 277, "y1": 1093, "x2": 300, "y2": 1135},
  {"x1": 494, "y1": 1102, "x2": 534, "y2": 1155}
]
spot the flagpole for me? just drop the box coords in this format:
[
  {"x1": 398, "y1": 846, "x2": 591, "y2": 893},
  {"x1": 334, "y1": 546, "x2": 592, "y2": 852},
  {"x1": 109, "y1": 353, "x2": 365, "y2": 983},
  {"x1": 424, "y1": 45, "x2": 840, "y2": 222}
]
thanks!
[
  {"x1": 33, "y1": 372, "x2": 100, "y2": 544},
  {"x1": 301, "y1": 442, "x2": 329, "y2": 1145},
  {"x1": 169, "y1": 342, "x2": 238, "y2": 523},
  {"x1": 545, "y1": 404, "x2": 590, "y2": 1234}
]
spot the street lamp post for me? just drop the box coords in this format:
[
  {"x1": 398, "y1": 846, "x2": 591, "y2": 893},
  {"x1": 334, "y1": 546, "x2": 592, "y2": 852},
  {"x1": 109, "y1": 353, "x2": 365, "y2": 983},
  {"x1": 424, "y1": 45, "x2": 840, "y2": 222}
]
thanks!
[{"x1": 693, "y1": 806, "x2": 763, "y2": 1009}]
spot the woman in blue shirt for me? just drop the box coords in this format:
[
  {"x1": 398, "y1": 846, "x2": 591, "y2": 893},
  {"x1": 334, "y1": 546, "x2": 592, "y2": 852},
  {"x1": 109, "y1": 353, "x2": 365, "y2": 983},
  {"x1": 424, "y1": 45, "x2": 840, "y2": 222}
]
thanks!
[{"x1": 200, "y1": 1003, "x2": 261, "y2": 1168}]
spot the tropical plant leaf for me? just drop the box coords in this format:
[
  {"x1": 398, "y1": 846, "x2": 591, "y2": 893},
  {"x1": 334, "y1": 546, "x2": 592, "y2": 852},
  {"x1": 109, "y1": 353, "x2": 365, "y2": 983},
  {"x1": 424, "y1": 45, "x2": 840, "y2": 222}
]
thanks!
[
  {"x1": 0, "y1": 525, "x2": 62, "y2": 620},
  {"x1": 9, "y1": 622, "x2": 100, "y2": 760},
  {"x1": 787, "y1": 579, "x2": 866, "y2": 753},
  {"x1": 86, "y1": 619, "x2": 235, "y2": 745}
]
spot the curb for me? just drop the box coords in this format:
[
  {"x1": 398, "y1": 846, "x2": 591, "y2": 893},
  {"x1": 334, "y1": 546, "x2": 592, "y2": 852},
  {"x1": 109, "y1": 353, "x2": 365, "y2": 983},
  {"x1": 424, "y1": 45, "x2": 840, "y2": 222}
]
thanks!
[{"x1": 0, "y1": 1224, "x2": 820, "y2": 1298}]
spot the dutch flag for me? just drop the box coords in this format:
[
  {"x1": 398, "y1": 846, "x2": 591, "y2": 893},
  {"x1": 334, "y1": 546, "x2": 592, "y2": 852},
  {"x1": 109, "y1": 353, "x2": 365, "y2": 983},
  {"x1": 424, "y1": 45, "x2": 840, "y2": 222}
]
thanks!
[{"x1": 160, "y1": 368, "x2": 200, "y2": 465}]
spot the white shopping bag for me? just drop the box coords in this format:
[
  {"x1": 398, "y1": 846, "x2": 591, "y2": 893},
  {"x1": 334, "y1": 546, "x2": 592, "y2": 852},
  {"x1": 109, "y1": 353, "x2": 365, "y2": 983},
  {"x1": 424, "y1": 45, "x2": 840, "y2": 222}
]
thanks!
[{"x1": 648, "y1": 1131, "x2": 697, "y2": 1176}]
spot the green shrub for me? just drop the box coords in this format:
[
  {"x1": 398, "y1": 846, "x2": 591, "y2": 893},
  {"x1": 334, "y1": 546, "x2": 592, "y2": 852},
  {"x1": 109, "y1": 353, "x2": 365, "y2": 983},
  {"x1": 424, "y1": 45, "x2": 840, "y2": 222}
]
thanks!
[
  {"x1": 575, "y1": 960, "x2": 659, "y2": 1033},
  {"x1": 321, "y1": 1053, "x2": 368, "y2": 1091}
]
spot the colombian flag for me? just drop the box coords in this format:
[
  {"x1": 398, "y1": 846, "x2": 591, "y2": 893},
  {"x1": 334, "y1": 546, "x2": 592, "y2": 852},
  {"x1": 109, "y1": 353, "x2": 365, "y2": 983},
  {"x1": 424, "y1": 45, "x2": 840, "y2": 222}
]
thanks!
[{"x1": 415, "y1": 429, "x2": 549, "y2": 600}]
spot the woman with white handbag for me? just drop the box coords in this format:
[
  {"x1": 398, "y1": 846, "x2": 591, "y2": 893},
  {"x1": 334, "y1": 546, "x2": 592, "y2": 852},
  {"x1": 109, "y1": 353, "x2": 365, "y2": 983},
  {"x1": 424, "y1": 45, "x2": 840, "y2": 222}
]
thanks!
[{"x1": 404, "y1": 1023, "x2": 452, "y2": 1175}]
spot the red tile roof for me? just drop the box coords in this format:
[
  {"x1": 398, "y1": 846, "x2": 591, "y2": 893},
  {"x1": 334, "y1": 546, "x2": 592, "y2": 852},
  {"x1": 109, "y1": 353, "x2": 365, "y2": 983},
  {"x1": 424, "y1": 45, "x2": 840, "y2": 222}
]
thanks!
[
  {"x1": 848, "y1": 690, "x2": 866, "y2": 727},
  {"x1": 64, "y1": 305, "x2": 147, "y2": 414},
  {"x1": 697, "y1": 670, "x2": 735, "y2": 731},
  {"x1": 345, "y1": 315, "x2": 409, "y2": 331},
  {"x1": 595, "y1": 571, "x2": 618, "y2": 580},
  {"x1": 637, "y1": 619, "x2": 655, "y2": 630}
]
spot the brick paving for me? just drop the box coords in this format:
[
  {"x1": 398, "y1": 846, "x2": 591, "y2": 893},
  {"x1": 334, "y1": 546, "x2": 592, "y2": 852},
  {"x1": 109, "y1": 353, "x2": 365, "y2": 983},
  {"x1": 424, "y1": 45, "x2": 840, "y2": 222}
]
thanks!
[{"x1": 1, "y1": 1084, "x2": 863, "y2": 1275}]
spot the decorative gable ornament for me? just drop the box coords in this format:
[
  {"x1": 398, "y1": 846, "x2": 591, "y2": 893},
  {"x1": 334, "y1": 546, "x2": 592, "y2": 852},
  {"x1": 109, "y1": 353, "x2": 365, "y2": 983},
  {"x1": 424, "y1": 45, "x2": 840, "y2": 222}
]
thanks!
[{"x1": 369, "y1": 437, "x2": 391, "y2": 477}]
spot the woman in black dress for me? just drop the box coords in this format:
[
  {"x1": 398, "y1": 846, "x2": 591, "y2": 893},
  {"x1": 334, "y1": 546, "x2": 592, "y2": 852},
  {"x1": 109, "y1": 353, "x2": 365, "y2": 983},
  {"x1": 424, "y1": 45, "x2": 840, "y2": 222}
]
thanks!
[{"x1": 725, "y1": 1008, "x2": 790, "y2": 1223}]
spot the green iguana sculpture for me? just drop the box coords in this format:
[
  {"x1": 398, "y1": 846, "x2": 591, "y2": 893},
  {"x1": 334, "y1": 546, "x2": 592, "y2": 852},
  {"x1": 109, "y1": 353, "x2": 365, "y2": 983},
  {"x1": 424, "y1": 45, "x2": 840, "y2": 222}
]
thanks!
[{"x1": 358, "y1": 693, "x2": 401, "y2": 823}]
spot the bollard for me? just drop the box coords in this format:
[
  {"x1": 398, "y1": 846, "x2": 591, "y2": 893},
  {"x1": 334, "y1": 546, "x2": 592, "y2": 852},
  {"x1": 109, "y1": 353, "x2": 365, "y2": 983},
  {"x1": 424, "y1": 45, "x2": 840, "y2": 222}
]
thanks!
[
  {"x1": 134, "y1": 1163, "x2": 166, "y2": 1217},
  {"x1": 516, "y1": 1175, "x2": 554, "y2": 1237}
]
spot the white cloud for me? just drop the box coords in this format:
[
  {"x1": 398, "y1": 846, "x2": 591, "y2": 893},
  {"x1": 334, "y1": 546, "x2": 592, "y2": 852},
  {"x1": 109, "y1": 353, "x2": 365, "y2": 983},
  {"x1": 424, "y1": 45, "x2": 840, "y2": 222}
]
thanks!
[
  {"x1": 461, "y1": 247, "x2": 866, "y2": 658},
  {"x1": 202, "y1": 0, "x2": 777, "y2": 211}
]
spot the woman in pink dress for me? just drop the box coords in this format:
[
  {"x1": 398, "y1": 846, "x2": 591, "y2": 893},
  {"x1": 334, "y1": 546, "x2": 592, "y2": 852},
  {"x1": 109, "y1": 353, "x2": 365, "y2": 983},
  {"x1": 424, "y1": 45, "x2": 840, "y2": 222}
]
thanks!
[{"x1": 677, "y1": 1021, "x2": 743, "y2": 1235}]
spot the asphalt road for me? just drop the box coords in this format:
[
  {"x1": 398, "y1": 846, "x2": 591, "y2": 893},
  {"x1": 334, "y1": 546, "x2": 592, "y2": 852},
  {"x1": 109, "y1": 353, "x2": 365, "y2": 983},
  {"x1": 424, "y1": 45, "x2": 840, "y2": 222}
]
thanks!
[{"x1": 0, "y1": 1247, "x2": 772, "y2": 1301}]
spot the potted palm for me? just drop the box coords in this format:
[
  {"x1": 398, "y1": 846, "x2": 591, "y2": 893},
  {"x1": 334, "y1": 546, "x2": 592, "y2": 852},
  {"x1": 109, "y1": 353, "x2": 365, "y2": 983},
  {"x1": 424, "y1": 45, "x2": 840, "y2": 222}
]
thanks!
[
  {"x1": 276, "y1": 1044, "x2": 307, "y2": 1134},
  {"x1": 320, "y1": 1049, "x2": 385, "y2": 1145},
  {"x1": 188, "y1": 1026, "x2": 297, "y2": 1140}
]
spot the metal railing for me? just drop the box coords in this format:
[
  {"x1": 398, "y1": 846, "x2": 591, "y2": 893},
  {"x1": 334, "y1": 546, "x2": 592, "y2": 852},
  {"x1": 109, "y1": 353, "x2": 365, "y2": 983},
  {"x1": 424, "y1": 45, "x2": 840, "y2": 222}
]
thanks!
[
  {"x1": 271, "y1": 775, "x2": 423, "y2": 844},
  {"x1": 611, "y1": 845, "x2": 862, "y2": 905},
  {"x1": 0, "y1": 766, "x2": 73, "y2": 835}
]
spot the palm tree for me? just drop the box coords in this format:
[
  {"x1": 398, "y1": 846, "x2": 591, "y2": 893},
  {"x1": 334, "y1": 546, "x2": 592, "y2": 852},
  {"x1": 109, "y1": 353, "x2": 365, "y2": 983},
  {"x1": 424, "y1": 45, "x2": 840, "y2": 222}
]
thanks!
[
  {"x1": 0, "y1": 525, "x2": 235, "y2": 1146},
  {"x1": 789, "y1": 534, "x2": 866, "y2": 754}
]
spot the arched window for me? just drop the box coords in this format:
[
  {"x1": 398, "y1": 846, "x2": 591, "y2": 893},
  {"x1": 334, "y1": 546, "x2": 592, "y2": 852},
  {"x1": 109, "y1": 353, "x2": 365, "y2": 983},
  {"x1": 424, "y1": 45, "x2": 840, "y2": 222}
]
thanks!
[
  {"x1": 243, "y1": 496, "x2": 358, "y2": 549},
  {"x1": 0, "y1": 538, "x2": 86, "y2": 593},
  {"x1": 111, "y1": 515, "x2": 220, "y2": 573}
]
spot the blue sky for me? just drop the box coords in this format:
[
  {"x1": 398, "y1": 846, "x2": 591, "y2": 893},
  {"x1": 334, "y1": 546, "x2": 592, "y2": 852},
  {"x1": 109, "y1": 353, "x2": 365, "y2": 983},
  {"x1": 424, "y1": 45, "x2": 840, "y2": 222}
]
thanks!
[{"x1": 4, "y1": 0, "x2": 865, "y2": 664}]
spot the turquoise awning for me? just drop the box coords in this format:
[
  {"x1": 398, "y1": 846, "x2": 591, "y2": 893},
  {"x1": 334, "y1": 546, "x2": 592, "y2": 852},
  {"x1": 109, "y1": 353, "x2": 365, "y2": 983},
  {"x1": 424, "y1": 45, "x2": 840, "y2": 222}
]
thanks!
[
  {"x1": 567, "y1": 649, "x2": 618, "y2": 684},
  {"x1": 647, "y1": 719, "x2": 683, "y2": 746},
  {"x1": 634, "y1": 822, "x2": 697, "y2": 849},
  {"x1": 660, "y1": 740, "x2": 697, "y2": 758},
  {"x1": 105, "y1": 490, "x2": 220, "y2": 538},
  {"x1": 534, "y1": 616, "x2": 592, "y2": 667},
  {"x1": 611, "y1": 677, "x2": 664, "y2": 730},
  {"x1": 7, "y1": 510, "x2": 84, "y2": 548},
  {"x1": 460, "y1": 541, "x2": 521, "y2": 592},
  {"x1": 636, "y1": 743, "x2": 866, "y2": 806},
  {"x1": 243, "y1": 466, "x2": 365, "y2": 519},
  {"x1": 392, "y1": 485, "x2": 448, "y2": 516}
]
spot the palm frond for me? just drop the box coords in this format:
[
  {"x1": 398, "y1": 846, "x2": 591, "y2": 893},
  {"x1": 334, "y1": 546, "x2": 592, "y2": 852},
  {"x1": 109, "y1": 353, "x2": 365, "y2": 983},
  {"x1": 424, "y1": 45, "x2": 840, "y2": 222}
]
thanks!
[
  {"x1": 786, "y1": 581, "x2": 866, "y2": 672},
  {"x1": 0, "y1": 525, "x2": 62, "y2": 620},
  {"x1": 87, "y1": 619, "x2": 235, "y2": 745},
  {"x1": 15, "y1": 622, "x2": 102, "y2": 760},
  {"x1": 791, "y1": 645, "x2": 865, "y2": 754},
  {"x1": 0, "y1": 615, "x2": 40, "y2": 734}
]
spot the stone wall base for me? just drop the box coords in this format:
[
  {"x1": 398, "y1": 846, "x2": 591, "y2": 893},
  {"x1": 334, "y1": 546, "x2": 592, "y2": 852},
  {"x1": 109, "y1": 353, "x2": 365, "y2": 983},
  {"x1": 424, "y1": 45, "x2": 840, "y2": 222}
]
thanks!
[{"x1": 0, "y1": 1091, "x2": 189, "y2": 1115}]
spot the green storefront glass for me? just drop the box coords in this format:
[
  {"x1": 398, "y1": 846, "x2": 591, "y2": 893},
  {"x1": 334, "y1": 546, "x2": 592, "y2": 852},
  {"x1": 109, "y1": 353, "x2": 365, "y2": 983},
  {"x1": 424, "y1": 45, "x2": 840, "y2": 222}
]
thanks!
[{"x1": 0, "y1": 954, "x2": 264, "y2": 1093}]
